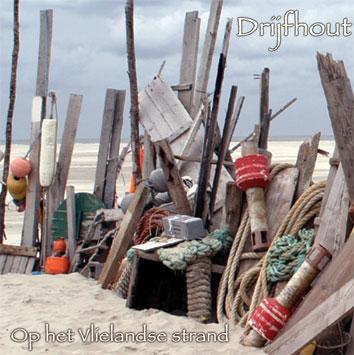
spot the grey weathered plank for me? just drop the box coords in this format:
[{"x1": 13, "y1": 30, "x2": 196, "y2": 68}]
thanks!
[
  {"x1": 23, "y1": 10, "x2": 53, "y2": 247},
  {"x1": 317, "y1": 53, "x2": 354, "y2": 201},
  {"x1": 0, "y1": 244, "x2": 37, "y2": 257},
  {"x1": 103, "y1": 90, "x2": 125, "y2": 208},
  {"x1": 99, "y1": 184, "x2": 150, "y2": 289},
  {"x1": 0, "y1": 255, "x2": 7, "y2": 274},
  {"x1": 22, "y1": 97, "x2": 43, "y2": 246},
  {"x1": 295, "y1": 132, "x2": 321, "y2": 199},
  {"x1": 192, "y1": 0, "x2": 223, "y2": 118},
  {"x1": 2, "y1": 256, "x2": 14, "y2": 274},
  {"x1": 25, "y1": 258, "x2": 35, "y2": 274},
  {"x1": 17, "y1": 256, "x2": 29, "y2": 274},
  {"x1": 139, "y1": 77, "x2": 192, "y2": 142},
  {"x1": 178, "y1": 11, "x2": 200, "y2": 113},
  {"x1": 66, "y1": 186, "x2": 77, "y2": 264},
  {"x1": 94, "y1": 88, "x2": 118, "y2": 201},
  {"x1": 46, "y1": 94, "x2": 82, "y2": 257},
  {"x1": 220, "y1": 182, "x2": 243, "y2": 237},
  {"x1": 35, "y1": 10, "x2": 53, "y2": 97},
  {"x1": 316, "y1": 165, "x2": 349, "y2": 255},
  {"x1": 142, "y1": 132, "x2": 155, "y2": 180}
]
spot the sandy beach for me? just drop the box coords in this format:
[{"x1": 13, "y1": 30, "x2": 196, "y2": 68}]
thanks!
[
  {"x1": 0, "y1": 139, "x2": 335, "y2": 355},
  {"x1": 0, "y1": 273, "x2": 264, "y2": 355}
]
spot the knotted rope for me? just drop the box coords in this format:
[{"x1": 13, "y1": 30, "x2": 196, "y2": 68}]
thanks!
[
  {"x1": 157, "y1": 234, "x2": 223, "y2": 271},
  {"x1": 266, "y1": 228, "x2": 315, "y2": 282}
]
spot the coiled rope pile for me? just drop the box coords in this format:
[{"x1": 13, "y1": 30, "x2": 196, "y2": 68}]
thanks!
[{"x1": 216, "y1": 163, "x2": 325, "y2": 328}]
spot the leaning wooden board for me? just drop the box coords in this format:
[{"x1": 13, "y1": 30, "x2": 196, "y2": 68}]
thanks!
[{"x1": 0, "y1": 244, "x2": 37, "y2": 274}]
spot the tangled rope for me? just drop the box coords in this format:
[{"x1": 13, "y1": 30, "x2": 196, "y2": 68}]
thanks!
[
  {"x1": 266, "y1": 228, "x2": 315, "y2": 282},
  {"x1": 216, "y1": 163, "x2": 325, "y2": 327},
  {"x1": 134, "y1": 207, "x2": 173, "y2": 245},
  {"x1": 157, "y1": 234, "x2": 222, "y2": 270}
]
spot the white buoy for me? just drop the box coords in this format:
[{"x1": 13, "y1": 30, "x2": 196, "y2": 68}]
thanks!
[{"x1": 39, "y1": 118, "x2": 57, "y2": 187}]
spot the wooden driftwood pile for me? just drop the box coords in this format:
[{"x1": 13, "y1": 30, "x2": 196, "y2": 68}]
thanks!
[{"x1": 2, "y1": 0, "x2": 354, "y2": 354}]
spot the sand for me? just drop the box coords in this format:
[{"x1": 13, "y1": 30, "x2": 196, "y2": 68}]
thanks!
[
  {"x1": 0, "y1": 139, "x2": 335, "y2": 354},
  {"x1": 0, "y1": 273, "x2": 263, "y2": 354}
]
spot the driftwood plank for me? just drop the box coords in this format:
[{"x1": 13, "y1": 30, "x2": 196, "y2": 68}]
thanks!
[
  {"x1": 99, "y1": 184, "x2": 150, "y2": 289},
  {"x1": 220, "y1": 182, "x2": 243, "y2": 237},
  {"x1": 94, "y1": 89, "x2": 118, "y2": 201},
  {"x1": 66, "y1": 186, "x2": 77, "y2": 264},
  {"x1": 22, "y1": 97, "x2": 43, "y2": 246},
  {"x1": 155, "y1": 139, "x2": 191, "y2": 215},
  {"x1": 178, "y1": 11, "x2": 200, "y2": 113},
  {"x1": 316, "y1": 165, "x2": 349, "y2": 255},
  {"x1": 25, "y1": 258, "x2": 35, "y2": 274},
  {"x1": 139, "y1": 77, "x2": 192, "y2": 142},
  {"x1": 23, "y1": 10, "x2": 53, "y2": 246},
  {"x1": 295, "y1": 132, "x2": 321, "y2": 199},
  {"x1": 258, "y1": 68, "x2": 270, "y2": 150},
  {"x1": 192, "y1": 0, "x2": 223, "y2": 118},
  {"x1": 195, "y1": 54, "x2": 226, "y2": 222},
  {"x1": 17, "y1": 256, "x2": 29, "y2": 274},
  {"x1": 0, "y1": 244, "x2": 37, "y2": 257},
  {"x1": 2, "y1": 256, "x2": 14, "y2": 274},
  {"x1": 142, "y1": 132, "x2": 155, "y2": 180},
  {"x1": 317, "y1": 53, "x2": 354, "y2": 201},
  {"x1": 46, "y1": 94, "x2": 82, "y2": 257},
  {"x1": 265, "y1": 278, "x2": 354, "y2": 355},
  {"x1": 103, "y1": 90, "x2": 125, "y2": 208},
  {"x1": 0, "y1": 255, "x2": 7, "y2": 274},
  {"x1": 35, "y1": 10, "x2": 53, "y2": 97}
]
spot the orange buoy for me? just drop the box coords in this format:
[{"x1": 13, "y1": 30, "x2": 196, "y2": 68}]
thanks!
[
  {"x1": 44, "y1": 255, "x2": 70, "y2": 274},
  {"x1": 7, "y1": 175, "x2": 27, "y2": 200},
  {"x1": 10, "y1": 157, "x2": 32, "y2": 178},
  {"x1": 52, "y1": 238, "x2": 66, "y2": 254}
]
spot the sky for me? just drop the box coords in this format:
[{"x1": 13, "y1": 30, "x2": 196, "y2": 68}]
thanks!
[{"x1": 0, "y1": 0, "x2": 353, "y2": 141}]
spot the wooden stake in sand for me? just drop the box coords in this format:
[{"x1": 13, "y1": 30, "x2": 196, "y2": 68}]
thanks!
[
  {"x1": 22, "y1": 9, "x2": 53, "y2": 247},
  {"x1": 125, "y1": 0, "x2": 141, "y2": 185},
  {"x1": 0, "y1": 0, "x2": 20, "y2": 243}
]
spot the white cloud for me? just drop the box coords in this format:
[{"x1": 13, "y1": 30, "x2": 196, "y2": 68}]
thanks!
[{"x1": 0, "y1": 0, "x2": 353, "y2": 140}]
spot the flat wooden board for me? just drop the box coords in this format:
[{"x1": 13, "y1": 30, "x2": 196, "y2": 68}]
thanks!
[
  {"x1": 0, "y1": 244, "x2": 37, "y2": 257},
  {"x1": 139, "y1": 76, "x2": 192, "y2": 142},
  {"x1": 98, "y1": 184, "x2": 150, "y2": 289}
]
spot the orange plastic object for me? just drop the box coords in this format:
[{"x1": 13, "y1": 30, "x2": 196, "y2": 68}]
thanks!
[
  {"x1": 129, "y1": 147, "x2": 144, "y2": 193},
  {"x1": 10, "y1": 157, "x2": 32, "y2": 178},
  {"x1": 52, "y1": 238, "x2": 66, "y2": 253},
  {"x1": 45, "y1": 256, "x2": 70, "y2": 274}
]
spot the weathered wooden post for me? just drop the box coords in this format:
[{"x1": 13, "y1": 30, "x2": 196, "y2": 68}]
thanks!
[
  {"x1": 0, "y1": 0, "x2": 20, "y2": 243},
  {"x1": 22, "y1": 9, "x2": 53, "y2": 247},
  {"x1": 191, "y1": 0, "x2": 223, "y2": 118},
  {"x1": 194, "y1": 53, "x2": 226, "y2": 222},
  {"x1": 94, "y1": 89, "x2": 125, "y2": 208},
  {"x1": 178, "y1": 11, "x2": 200, "y2": 114},
  {"x1": 125, "y1": 0, "x2": 141, "y2": 185},
  {"x1": 45, "y1": 94, "x2": 82, "y2": 259},
  {"x1": 258, "y1": 68, "x2": 270, "y2": 150},
  {"x1": 66, "y1": 186, "x2": 76, "y2": 264}
]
